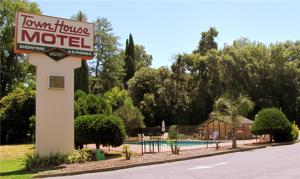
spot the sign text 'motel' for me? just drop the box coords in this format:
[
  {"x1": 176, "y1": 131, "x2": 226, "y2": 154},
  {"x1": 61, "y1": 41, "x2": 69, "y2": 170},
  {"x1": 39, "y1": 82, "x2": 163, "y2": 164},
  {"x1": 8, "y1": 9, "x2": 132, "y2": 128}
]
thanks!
[{"x1": 15, "y1": 12, "x2": 94, "y2": 60}]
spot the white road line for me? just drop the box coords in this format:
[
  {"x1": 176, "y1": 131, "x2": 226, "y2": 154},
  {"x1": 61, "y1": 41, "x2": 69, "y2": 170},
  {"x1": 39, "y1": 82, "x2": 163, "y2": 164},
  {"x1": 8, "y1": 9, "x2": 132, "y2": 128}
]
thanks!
[{"x1": 186, "y1": 162, "x2": 228, "y2": 170}]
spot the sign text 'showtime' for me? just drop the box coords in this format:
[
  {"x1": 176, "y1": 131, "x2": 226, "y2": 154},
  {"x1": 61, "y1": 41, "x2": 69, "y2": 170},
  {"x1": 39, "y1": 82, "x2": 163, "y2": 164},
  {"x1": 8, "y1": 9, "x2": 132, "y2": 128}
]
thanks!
[{"x1": 15, "y1": 12, "x2": 94, "y2": 59}]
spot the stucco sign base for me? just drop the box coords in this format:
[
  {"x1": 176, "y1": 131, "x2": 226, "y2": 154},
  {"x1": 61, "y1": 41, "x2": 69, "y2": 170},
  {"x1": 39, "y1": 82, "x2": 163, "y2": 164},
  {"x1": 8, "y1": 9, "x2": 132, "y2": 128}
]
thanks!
[{"x1": 29, "y1": 53, "x2": 81, "y2": 157}]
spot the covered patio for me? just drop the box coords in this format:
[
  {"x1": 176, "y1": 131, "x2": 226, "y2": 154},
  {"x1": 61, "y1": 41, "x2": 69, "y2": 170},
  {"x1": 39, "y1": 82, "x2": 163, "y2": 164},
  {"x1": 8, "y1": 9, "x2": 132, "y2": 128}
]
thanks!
[{"x1": 199, "y1": 114, "x2": 254, "y2": 140}]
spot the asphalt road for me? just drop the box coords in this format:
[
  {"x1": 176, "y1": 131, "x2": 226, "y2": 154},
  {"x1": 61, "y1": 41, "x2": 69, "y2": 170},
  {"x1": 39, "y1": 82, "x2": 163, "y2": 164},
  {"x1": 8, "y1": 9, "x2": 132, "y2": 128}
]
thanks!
[{"x1": 55, "y1": 142, "x2": 300, "y2": 179}]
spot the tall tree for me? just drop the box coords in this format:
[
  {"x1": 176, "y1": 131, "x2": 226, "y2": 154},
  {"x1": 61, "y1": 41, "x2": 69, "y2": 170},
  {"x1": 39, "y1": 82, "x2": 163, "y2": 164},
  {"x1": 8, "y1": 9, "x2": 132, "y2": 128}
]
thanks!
[
  {"x1": 134, "y1": 45, "x2": 152, "y2": 71},
  {"x1": 91, "y1": 17, "x2": 119, "y2": 77},
  {"x1": 194, "y1": 27, "x2": 219, "y2": 55},
  {"x1": 90, "y1": 17, "x2": 123, "y2": 94},
  {"x1": 124, "y1": 34, "x2": 135, "y2": 88},
  {"x1": 213, "y1": 94, "x2": 254, "y2": 148},
  {"x1": 0, "y1": 0, "x2": 40, "y2": 98},
  {"x1": 71, "y1": 11, "x2": 89, "y2": 93},
  {"x1": 117, "y1": 44, "x2": 152, "y2": 77}
]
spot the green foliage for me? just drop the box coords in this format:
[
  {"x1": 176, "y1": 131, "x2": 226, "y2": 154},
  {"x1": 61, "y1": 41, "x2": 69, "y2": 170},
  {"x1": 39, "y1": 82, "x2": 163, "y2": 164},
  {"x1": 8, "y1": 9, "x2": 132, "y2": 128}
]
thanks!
[
  {"x1": 251, "y1": 108, "x2": 291, "y2": 135},
  {"x1": 194, "y1": 27, "x2": 219, "y2": 55},
  {"x1": 74, "y1": 51, "x2": 90, "y2": 94},
  {"x1": 251, "y1": 108, "x2": 293, "y2": 142},
  {"x1": 74, "y1": 94, "x2": 89, "y2": 118},
  {"x1": 75, "y1": 90, "x2": 86, "y2": 100},
  {"x1": 124, "y1": 34, "x2": 136, "y2": 88},
  {"x1": 97, "y1": 96, "x2": 113, "y2": 115},
  {"x1": 75, "y1": 114, "x2": 126, "y2": 148},
  {"x1": 90, "y1": 17, "x2": 124, "y2": 94},
  {"x1": 0, "y1": 0, "x2": 40, "y2": 97},
  {"x1": 128, "y1": 37, "x2": 300, "y2": 128},
  {"x1": 23, "y1": 149, "x2": 90, "y2": 171},
  {"x1": 72, "y1": 11, "x2": 89, "y2": 93},
  {"x1": 66, "y1": 149, "x2": 91, "y2": 164},
  {"x1": 291, "y1": 121, "x2": 299, "y2": 141},
  {"x1": 128, "y1": 67, "x2": 159, "y2": 105},
  {"x1": 138, "y1": 93, "x2": 156, "y2": 126},
  {"x1": 134, "y1": 45, "x2": 153, "y2": 71},
  {"x1": 0, "y1": 88, "x2": 35, "y2": 144},
  {"x1": 128, "y1": 66, "x2": 195, "y2": 126},
  {"x1": 214, "y1": 94, "x2": 254, "y2": 148},
  {"x1": 23, "y1": 153, "x2": 66, "y2": 171},
  {"x1": 71, "y1": 10, "x2": 87, "y2": 21},
  {"x1": 86, "y1": 94, "x2": 101, "y2": 114},
  {"x1": 74, "y1": 90, "x2": 112, "y2": 118},
  {"x1": 222, "y1": 40, "x2": 300, "y2": 121},
  {"x1": 104, "y1": 87, "x2": 133, "y2": 110},
  {"x1": 168, "y1": 125, "x2": 179, "y2": 140},
  {"x1": 114, "y1": 104, "x2": 145, "y2": 135},
  {"x1": 122, "y1": 145, "x2": 132, "y2": 160}
]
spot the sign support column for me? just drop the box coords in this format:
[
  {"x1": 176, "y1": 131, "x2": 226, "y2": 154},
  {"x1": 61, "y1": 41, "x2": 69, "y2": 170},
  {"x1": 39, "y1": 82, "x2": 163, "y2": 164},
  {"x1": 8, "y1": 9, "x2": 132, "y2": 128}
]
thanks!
[{"x1": 29, "y1": 54, "x2": 81, "y2": 156}]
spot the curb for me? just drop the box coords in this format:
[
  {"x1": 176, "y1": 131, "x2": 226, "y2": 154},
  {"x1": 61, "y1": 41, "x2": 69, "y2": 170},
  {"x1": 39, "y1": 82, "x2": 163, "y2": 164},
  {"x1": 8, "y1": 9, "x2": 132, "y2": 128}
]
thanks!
[{"x1": 33, "y1": 141, "x2": 298, "y2": 178}]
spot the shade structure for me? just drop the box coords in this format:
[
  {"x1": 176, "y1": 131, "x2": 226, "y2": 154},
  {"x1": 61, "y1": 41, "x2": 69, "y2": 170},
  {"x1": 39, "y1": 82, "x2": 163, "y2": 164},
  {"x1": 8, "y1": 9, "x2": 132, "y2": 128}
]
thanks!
[{"x1": 162, "y1": 120, "x2": 165, "y2": 133}]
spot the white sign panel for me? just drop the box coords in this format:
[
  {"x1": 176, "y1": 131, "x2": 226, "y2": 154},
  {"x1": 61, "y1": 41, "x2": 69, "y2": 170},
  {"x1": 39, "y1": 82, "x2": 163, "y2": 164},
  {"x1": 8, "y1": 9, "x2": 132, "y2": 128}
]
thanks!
[{"x1": 15, "y1": 12, "x2": 94, "y2": 59}]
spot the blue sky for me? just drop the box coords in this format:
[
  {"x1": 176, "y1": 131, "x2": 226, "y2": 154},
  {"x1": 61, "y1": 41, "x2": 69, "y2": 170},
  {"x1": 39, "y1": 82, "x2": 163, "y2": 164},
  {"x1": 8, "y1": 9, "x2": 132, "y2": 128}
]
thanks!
[{"x1": 32, "y1": 0, "x2": 300, "y2": 68}]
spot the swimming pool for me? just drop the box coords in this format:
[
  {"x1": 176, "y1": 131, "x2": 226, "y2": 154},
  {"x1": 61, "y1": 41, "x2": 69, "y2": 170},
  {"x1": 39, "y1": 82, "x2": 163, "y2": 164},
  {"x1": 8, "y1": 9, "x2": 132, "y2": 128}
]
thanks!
[{"x1": 125, "y1": 140, "x2": 216, "y2": 147}]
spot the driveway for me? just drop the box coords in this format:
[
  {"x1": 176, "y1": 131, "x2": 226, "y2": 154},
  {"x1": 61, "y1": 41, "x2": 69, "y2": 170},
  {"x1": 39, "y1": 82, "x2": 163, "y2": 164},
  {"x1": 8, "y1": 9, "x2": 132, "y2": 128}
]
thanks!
[{"x1": 53, "y1": 142, "x2": 300, "y2": 179}]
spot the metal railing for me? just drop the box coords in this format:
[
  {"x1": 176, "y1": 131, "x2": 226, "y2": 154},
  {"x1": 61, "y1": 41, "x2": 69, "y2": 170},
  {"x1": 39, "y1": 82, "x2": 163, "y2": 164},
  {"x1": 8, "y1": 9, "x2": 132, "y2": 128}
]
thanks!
[{"x1": 125, "y1": 135, "x2": 223, "y2": 154}]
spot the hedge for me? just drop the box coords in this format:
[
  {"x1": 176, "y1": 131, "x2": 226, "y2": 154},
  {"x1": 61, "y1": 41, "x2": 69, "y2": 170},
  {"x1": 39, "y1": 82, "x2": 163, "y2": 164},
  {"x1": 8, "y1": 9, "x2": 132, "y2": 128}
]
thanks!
[
  {"x1": 75, "y1": 114, "x2": 126, "y2": 148},
  {"x1": 251, "y1": 108, "x2": 292, "y2": 142}
]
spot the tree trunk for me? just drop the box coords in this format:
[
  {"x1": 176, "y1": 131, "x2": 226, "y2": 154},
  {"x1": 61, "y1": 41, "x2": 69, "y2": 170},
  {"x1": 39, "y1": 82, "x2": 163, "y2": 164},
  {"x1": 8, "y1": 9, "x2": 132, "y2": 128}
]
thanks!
[
  {"x1": 95, "y1": 57, "x2": 100, "y2": 77},
  {"x1": 232, "y1": 127, "x2": 237, "y2": 148}
]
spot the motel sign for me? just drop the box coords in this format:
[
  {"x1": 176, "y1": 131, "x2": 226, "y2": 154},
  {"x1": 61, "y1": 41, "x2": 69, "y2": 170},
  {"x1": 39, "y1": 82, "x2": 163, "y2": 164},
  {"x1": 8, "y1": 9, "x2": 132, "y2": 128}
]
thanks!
[
  {"x1": 14, "y1": 12, "x2": 94, "y2": 156},
  {"x1": 15, "y1": 12, "x2": 94, "y2": 59}
]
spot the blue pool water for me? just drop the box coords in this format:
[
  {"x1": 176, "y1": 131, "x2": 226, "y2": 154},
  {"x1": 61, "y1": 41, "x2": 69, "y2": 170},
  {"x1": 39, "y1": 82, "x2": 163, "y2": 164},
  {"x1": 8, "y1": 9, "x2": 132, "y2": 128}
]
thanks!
[{"x1": 125, "y1": 140, "x2": 216, "y2": 146}]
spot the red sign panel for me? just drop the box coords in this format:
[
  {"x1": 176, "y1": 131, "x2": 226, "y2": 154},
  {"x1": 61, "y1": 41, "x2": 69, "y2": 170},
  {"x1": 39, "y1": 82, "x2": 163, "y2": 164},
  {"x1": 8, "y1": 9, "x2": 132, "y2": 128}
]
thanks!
[{"x1": 15, "y1": 12, "x2": 94, "y2": 59}]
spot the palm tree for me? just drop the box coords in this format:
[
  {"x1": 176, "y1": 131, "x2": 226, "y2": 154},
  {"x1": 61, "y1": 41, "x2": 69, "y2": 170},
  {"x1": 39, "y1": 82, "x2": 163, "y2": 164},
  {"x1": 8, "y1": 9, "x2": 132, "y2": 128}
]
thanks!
[{"x1": 213, "y1": 94, "x2": 254, "y2": 148}]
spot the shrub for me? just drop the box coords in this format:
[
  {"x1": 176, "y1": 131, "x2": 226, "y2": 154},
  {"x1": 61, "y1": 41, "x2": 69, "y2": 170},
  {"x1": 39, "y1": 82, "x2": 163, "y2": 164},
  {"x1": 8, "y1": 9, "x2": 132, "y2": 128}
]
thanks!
[
  {"x1": 0, "y1": 88, "x2": 35, "y2": 144},
  {"x1": 97, "y1": 96, "x2": 112, "y2": 115},
  {"x1": 291, "y1": 121, "x2": 299, "y2": 140},
  {"x1": 75, "y1": 90, "x2": 86, "y2": 100},
  {"x1": 23, "y1": 153, "x2": 66, "y2": 170},
  {"x1": 23, "y1": 149, "x2": 91, "y2": 170},
  {"x1": 74, "y1": 95, "x2": 89, "y2": 118},
  {"x1": 168, "y1": 125, "x2": 179, "y2": 140},
  {"x1": 104, "y1": 87, "x2": 133, "y2": 110},
  {"x1": 251, "y1": 108, "x2": 292, "y2": 142},
  {"x1": 114, "y1": 104, "x2": 145, "y2": 135},
  {"x1": 74, "y1": 92, "x2": 112, "y2": 118},
  {"x1": 66, "y1": 149, "x2": 91, "y2": 164},
  {"x1": 122, "y1": 145, "x2": 132, "y2": 160},
  {"x1": 86, "y1": 94, "x2": 100, "y2": 114},
  {"x1": 75, "y1": 114, "x2": 126, "y2": 148}
]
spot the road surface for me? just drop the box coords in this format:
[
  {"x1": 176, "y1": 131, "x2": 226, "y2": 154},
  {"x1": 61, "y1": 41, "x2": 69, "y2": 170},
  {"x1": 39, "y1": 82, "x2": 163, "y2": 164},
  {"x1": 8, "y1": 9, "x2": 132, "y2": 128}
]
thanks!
[{"x1": 54, "y1": 142, "x2": 300, "y2": 179}]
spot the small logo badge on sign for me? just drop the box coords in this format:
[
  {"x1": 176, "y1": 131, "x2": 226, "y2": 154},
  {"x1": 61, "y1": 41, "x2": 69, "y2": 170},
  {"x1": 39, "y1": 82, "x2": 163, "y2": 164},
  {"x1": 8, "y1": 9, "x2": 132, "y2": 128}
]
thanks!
[{"x1": 45, "y1": 48, "x2": 68, "y2": 61}]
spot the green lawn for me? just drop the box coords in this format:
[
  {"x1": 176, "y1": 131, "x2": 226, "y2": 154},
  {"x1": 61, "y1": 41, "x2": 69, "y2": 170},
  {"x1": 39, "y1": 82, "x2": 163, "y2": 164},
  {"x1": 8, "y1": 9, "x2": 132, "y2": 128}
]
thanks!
[{"x1": 0, "y1": 144, "x2": 37, "y2": 179}]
